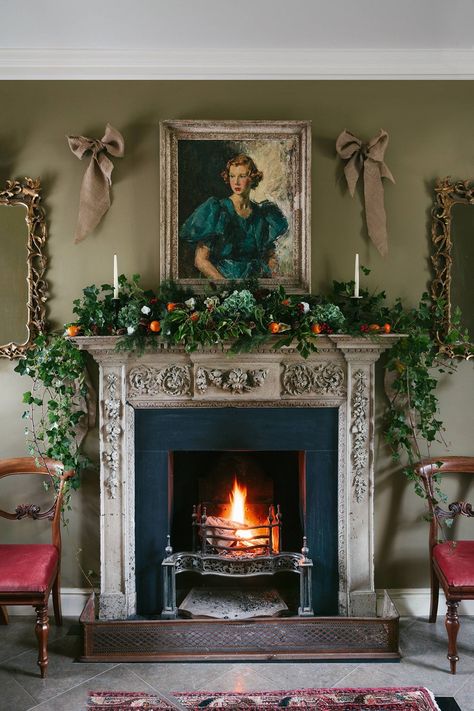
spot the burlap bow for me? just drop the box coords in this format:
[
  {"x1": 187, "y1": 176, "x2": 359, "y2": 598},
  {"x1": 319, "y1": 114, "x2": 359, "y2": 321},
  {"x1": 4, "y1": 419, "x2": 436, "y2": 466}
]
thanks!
[
  {"x1": 67, "y1": 123, "x2": 125, "y2": 243},
  {"x1": 336, "y1": 129, "x2": 395, "y2": 256}
]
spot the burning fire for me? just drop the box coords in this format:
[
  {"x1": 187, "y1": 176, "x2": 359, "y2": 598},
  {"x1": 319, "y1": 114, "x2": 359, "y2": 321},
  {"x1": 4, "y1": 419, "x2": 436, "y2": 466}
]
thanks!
[{"x1": 229, "y1": 477, "x2": 252, "y2": 540}]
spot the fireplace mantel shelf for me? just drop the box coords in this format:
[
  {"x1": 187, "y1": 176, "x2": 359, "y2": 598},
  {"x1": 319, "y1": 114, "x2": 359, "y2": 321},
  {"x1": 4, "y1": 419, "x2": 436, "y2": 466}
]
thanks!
[
  {"x1": 72, "y1": 333, "x2": 401, "y2": 356},
  {"x1": 77, "y1": 334, "x2": 401, "y2": 622}
]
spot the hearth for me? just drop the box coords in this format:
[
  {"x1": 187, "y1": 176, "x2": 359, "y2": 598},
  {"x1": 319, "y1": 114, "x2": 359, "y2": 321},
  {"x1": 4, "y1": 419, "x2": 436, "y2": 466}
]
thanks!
[{"x1": 75, "y1": 336, "x2": 401, "y2": 661}]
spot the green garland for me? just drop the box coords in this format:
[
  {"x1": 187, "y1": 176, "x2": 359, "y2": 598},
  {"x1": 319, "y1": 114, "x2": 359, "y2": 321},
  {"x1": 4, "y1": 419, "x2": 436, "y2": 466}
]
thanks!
[
  {"x1": 15, "y1": 275, "x2": 470, "y2": 501},
  {"x1": 68, "y1": 274, "x2": 394, "y2": 358}
]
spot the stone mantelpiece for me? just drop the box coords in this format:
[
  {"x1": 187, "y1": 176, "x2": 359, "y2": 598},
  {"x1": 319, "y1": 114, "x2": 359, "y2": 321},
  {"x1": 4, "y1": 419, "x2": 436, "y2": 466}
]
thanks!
[{"x1": 74, "y1": 335, "x2": 400, "y2": 621}]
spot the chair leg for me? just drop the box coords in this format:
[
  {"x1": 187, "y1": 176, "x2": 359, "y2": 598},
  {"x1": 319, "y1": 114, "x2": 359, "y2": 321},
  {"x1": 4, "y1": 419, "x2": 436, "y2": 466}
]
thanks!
[
  {"x1": 445, "y1": 600, "x2": 460, "y2": 674},
  {"x1": 34, "y1": 604, "x2": 49, "y2": 678},
  {"x1": 0, "y1": 605, "x2": 9, "y2": 625},
  {"x1": 52, "y1": 573, "x2": 63, "y2": 626},
  {"x1": 429, "y1": 567, "x2": 439, "y2": 622}
]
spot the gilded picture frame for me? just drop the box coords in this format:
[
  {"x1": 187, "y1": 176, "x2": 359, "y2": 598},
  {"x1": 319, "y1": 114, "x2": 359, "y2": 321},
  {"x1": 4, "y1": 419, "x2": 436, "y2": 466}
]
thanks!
[
  {"x1": 160, "y1": 120, "x2": 311, "y2": 292},
  {"x1": 430, "y1": 177, "x2": 473, "y2": 359},
  {"x1": 0, "y1": 178, "x2": 48, "y2": 359}
]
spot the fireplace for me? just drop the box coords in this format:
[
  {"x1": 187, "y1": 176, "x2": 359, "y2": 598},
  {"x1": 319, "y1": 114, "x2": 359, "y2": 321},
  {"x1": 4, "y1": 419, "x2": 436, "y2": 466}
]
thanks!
[{"x1": 76, "y1": 335, "x2": 401, "y2": 661}]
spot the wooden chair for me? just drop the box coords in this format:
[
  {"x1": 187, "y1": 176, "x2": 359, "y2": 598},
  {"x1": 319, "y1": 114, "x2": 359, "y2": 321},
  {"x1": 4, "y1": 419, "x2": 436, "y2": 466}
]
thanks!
[
  {"x1": 416, "y1": 456, "x2": 474, "y2": 674},
  {"x1": 0, "y1": 457, "x2": 74, "y2": 677}
]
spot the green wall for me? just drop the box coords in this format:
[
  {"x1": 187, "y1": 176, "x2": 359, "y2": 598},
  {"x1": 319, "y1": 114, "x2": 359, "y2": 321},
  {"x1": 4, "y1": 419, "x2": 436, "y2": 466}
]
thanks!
[{"x1": 0, "y1": 81, "x2": 472, "y2": 591}]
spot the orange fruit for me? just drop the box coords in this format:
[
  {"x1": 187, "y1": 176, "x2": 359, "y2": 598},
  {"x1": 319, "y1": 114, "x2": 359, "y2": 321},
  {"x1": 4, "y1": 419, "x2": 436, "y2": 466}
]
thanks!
[
  {"x1": 268, "y1": 322, "x2": 280, "y2": 334},
  {"x1": 189, "y1": 312, "x2": 200, "y2": 322},
  {"x1": 166, "y1": 302, "x2": 177, "y2": 312},
  {"x1": 149, "y1": 320, "x2": 161, "y2": 333},
  {"x1": 368, "y1": 324, "x2": 381, "y2": 331},
  {"x1": 66, "y1": 324, "x2": 81, "y2": 337},
  {"x1": 281, "y1": 299, "x2": 290, "y2": 306},
  {"x1": 383, "y1": 323, "x2": 391, "y2": 333},
  {"x1": 311, "y1": 323, "x2": 322, "y2": 334}
]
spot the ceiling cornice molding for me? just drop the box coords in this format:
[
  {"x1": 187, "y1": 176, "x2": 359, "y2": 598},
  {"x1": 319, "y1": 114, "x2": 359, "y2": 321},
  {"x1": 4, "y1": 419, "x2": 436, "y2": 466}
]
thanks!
[{"x1": 1, "y1": 48, "x2": 474, "y2": 80}]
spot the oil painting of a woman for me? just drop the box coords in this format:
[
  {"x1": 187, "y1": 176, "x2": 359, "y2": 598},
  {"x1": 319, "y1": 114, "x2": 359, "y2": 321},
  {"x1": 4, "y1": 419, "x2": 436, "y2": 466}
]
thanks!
[
  {"x1": 180, "y1": 154, "x2": 288, "y2": 280},
  {"x1": 160, "y1": 120, "x2": 311, "y2": 292}
]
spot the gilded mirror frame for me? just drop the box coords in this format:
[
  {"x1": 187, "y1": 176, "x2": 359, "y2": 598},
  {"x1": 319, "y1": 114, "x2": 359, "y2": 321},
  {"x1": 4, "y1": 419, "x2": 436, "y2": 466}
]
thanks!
[
  {"x1": 0, "y1": 178, "x2": 47, "y2": 359},
  {"x1": 431, "y1": 177, "x2": 474, "y2": 360}
]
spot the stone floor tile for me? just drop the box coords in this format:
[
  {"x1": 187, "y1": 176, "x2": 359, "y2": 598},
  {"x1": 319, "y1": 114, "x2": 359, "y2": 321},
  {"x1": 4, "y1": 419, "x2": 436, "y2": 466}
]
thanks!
[
  {"x1": 0, "y1": 666, "x2": 37, "y2": 711},
  {"x1": 0, "y1": 616, "x2": 70, "y2": 663},
  {"x1": 128, "y1": 661, "x2": 241, "y2": 692},
  {"x1": 249, "y1": 661, "x2": 362, "y2": 689},
  {"x1": 194, "y1": 665, "x2": 283, "y2": 692},
  {"x1": 447, "y1": 672, "x2": 474, "y2": 711},
  {"x1": 400, "y1": 616, "x2": 474, "y2": 661},
  {"x1": 3, "y1": 634, "x2": 117, "y2": 705},
  {"x1": 26, "y1": 665, "x2": 164, "y2": 710}
]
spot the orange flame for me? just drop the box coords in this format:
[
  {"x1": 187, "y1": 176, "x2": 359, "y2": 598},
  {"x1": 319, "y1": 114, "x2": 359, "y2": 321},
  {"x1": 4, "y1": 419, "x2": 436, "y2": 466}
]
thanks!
[{"x1": 229, "y1": 477, "x2": 252, "y2": 540}]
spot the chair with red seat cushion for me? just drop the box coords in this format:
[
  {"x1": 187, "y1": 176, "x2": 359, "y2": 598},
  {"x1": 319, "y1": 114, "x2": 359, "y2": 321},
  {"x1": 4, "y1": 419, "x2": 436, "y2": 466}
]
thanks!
[
  {"x1": 417, "y1": 457, "x2": 474, "y2": 674},
  {"x1": 0, "y1": 457, "x2": 74, "y2": 677}
]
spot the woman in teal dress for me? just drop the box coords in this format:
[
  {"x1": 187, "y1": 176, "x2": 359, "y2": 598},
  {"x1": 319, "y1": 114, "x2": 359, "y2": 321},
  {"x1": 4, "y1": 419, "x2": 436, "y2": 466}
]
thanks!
[{"x1": 180, "y1": 154, "x2": 289, "y2": 280}]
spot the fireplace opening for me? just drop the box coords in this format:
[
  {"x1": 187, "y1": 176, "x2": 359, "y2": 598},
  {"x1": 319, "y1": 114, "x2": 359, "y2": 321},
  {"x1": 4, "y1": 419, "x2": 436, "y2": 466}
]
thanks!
[
  {"x1": 135, "y1": 407, "x2": 339, "y2": 618},
  {"x1": 162, "y1": 451, "x2": 313, "y2": 619}
]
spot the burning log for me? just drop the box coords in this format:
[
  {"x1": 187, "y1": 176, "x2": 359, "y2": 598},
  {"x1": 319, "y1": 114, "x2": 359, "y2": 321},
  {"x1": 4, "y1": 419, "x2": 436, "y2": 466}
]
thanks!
[{"x1": 199, "y1": 515, "x2": 269, "y2": 554}]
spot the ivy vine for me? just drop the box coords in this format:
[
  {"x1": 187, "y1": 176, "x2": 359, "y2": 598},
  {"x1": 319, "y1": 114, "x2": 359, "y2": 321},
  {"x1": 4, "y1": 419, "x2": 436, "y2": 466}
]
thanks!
[{"x1": 14, "y1": 334, "x2": 90, "y2": 510}]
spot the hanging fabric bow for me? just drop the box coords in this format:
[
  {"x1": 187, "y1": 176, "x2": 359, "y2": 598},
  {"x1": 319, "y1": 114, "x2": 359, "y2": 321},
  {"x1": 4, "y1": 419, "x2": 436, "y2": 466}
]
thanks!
[
  {"x1": 67, "y1": 123, "x2": 125, "y2": 243},
  {"x1": 335, "y1": 129, "x2": 395, "y2": 257}
]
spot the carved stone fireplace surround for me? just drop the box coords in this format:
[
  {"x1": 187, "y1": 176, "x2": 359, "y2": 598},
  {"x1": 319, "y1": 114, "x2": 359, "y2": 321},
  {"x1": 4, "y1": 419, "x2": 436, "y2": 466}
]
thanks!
[{"x1": 75, "y1": 334, "x2": 399, "y2": 625}]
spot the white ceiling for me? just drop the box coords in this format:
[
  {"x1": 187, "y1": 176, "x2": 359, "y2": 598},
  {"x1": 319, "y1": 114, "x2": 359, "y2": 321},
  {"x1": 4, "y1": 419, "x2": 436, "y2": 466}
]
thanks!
[
  {"x1": 2, "y1": 0, "x2": 474, "y2": 50},
  {"x1": 1, "y1": 0, "x2": 474, "y2": 78}
]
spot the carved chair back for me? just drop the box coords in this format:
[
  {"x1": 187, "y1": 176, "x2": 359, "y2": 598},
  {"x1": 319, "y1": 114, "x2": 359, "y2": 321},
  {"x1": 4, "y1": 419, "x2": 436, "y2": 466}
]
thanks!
[
  {"x1": 0, "y1": 457, "x2": 74, "y2": 555},
  {"x1": 417, "y1": 456, "x2": 474, "y2": 552}
]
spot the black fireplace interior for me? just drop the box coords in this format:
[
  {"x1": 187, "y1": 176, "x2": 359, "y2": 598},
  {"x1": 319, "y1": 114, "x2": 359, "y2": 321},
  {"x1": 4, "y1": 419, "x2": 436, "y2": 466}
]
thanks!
[{"x1": 135, "y1": 407, "x2": 339, "y2": 617}]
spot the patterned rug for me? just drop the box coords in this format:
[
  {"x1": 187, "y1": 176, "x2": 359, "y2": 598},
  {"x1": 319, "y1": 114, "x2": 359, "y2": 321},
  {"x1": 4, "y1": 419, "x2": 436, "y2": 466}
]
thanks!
[{"x1": 87, "y1": 686, "x2": 442, "y2": 710}]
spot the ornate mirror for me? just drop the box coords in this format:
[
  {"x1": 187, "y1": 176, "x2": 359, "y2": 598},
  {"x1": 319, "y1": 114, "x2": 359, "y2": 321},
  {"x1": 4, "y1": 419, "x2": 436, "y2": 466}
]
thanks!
[
  {"x1": 0, "y1": 179, "x2": 47, "y2": 358},
  {"x1": 431, "y1": 178, "x2": 473, "y2": 359}
]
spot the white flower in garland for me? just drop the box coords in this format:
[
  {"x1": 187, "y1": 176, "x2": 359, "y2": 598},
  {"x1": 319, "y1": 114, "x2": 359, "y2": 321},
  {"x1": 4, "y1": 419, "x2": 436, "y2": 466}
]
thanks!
[
  {"x1": 141, "y1": 305, "x2": 151, "y2": 315},
  {"x1": 127, "y1": 326, "x2": 136, "y2": 335},
  {"x1": 204, "y1": 296, "x2": 220, "y2": 309},
  {"x1": 299, "y1": 301, "x2": 310, "y2": 314},
  {"x1": 185, "y1": 297, "x2": 196, "y2": 310}
]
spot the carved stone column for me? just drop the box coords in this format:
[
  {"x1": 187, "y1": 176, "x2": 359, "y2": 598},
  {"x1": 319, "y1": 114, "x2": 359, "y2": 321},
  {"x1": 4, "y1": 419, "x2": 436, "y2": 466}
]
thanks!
[
  {"x1": 334, "y1": 336, "x2": 394, "y2": 617},
  {"x1": 92, "y1": 344, "x2": 136, "y2": 620}
]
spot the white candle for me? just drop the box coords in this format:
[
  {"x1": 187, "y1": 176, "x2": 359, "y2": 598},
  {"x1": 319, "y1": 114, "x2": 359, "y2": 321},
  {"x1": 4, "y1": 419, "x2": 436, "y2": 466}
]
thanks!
[
  {"x1": 354, "y1": 253, "x2": 360, "y2": 298},
  {"x1": 113, "y1": 254, "x2": 119, "y2": 299}
]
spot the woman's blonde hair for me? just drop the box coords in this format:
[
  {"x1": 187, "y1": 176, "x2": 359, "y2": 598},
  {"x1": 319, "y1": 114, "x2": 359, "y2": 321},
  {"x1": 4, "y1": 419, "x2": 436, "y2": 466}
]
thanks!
[{"x1": 221, "y1": 154, "x2": 263, "y2": 189}]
